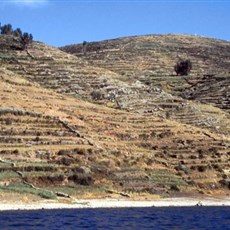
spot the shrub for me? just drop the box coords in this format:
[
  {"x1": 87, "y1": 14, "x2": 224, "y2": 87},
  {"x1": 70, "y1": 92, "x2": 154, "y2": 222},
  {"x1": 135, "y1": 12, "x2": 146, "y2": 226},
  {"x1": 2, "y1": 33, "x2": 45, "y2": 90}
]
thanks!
[
  {"x1": 90, "y1": 90, "x2": 104, "y2": 101},
  {"x1": 174, "y1": 59, "x2": 192, "y2": 76},
  {"x1": 5, "y1": 118, "x2": 12, "y2": 125},
  {"x1": 197, "y1": 165, "x2": 207, "y2": 172}
]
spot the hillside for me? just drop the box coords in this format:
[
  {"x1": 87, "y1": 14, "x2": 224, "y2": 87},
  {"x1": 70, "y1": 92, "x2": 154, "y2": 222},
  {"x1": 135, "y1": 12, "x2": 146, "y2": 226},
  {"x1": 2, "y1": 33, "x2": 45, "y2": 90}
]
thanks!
[
  {"x1": 61, "y1": 34, "x2": 230, "y2": 77},
  {"x1": 0, "y1": 67, "x2": 230, "y2": 199},
  {"x1": 1, "y1": 34, "x2": 229, "y2": 135},
  {"x1": 0, "y1": 34, "x2": 229, "y2": 200},
  {"x1": 62, "y1": 34, "x2": 230, "y2": 134}
]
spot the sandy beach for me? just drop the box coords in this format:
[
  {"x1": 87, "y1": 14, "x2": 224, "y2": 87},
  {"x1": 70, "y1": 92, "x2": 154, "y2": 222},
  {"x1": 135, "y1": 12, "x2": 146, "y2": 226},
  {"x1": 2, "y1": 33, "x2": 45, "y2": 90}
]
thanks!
[{"x1": 0, "y1": 197, "x2": 230, "y2": 211}]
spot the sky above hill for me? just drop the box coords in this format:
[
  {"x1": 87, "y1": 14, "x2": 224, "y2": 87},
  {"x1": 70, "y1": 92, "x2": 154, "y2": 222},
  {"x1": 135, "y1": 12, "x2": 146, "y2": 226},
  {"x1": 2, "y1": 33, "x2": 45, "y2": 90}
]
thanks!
[{"x1": 0, "y1": 0, "x2": 229, "y2": 47}]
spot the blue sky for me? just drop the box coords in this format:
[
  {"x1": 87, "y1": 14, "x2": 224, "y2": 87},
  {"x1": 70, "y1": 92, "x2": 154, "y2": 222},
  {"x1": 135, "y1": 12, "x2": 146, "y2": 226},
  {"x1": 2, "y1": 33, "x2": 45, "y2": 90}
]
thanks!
[{"x1": 0, "y1": 0, "x2": 229, "y2": 47}]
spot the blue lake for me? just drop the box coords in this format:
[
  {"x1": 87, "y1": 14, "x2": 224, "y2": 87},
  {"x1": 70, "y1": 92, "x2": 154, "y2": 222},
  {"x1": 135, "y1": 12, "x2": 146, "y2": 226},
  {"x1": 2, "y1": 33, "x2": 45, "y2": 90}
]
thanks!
[{"x1": 0, "y1": 206, "x2": 230, "y2": 229}]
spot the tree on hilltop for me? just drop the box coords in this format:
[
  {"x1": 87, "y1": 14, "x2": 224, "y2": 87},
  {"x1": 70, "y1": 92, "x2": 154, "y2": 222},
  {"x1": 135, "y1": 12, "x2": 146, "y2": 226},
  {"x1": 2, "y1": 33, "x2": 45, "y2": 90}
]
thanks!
[
  {"x1": 20, "y1": 32, "x2": 33, "y2": 50},
  {"x1": 82, "y1": 40, "x2": 87, "y2": 55},
  {"x1": 174, "y1": 59, "x2": 192, "y2": 76},
  {"x1": 0, "y1": 22, "x2": 33, "y2": 50},
  {"x1": 0, "y1": 24, "x2": 13, "y2": 35},
  {"x1": 14, "y1": 28, "x2": 23, "y2": 38}
]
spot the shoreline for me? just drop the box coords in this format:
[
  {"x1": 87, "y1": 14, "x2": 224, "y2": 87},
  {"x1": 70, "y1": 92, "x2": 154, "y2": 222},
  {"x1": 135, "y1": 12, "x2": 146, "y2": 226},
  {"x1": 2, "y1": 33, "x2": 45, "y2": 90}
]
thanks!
[{"x1": 1, "y1": 197, "x2": 230, "y2": 211}]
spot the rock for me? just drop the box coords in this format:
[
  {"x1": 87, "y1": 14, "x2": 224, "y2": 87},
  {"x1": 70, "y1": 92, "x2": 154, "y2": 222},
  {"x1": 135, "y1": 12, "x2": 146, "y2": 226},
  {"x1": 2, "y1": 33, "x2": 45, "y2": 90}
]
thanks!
[
  {"x1": 56, "y1": 192, "x2": 71, "y2": 198},
  {"x1": 196, "y1": 201, "x2": 203, "y2": 206},
  {"x1": 68, "y1": 174, "x2": 94, "y2": 186}
]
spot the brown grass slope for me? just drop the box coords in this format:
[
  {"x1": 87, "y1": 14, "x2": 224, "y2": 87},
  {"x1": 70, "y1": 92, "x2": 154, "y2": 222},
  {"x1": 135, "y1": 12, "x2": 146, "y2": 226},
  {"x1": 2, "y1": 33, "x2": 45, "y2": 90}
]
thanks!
[
  {"x1": 0, "y1": 67, "x2": 229, "y2": 198},
  {"x1": 0, "y1": 34, "x2": 229, "y2": 199},
  {"x1": 0, "y1": 34, "x2": 229, "y2": 136},
  {"x1": 61, "y1": 34, "x2": 230, "y2": 134},
  {"x1": 0, "y1": 35, "x2": 124, "y2": 99},
  {"x1": 61, "y1": 34, "x2": 230, "y2": 76}
]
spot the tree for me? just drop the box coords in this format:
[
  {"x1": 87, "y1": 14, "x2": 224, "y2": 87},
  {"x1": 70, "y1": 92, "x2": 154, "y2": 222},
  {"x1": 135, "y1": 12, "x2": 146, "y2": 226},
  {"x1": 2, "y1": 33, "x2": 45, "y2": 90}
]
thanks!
[
  {"x1": 13, "y1": 28, "x2": 22, "y2": 38},
  {"x1": 0, "y1": 23, "x2": 33, "y2": 50},
  {"x1": 82, "y1": 40, "x2": 87, "y2": 55},
  {"x1": 174, "y1": 59, "x2": 192, "y2": 76},
  {"x1": 1, "y1": 24, "x2": 13, "y2": 35},
  {"x1": 20, "y1": 32, "x2": 33, "y2": 50},
  {"x1": 29, "y1": 33, "x2": 33, "y2": 41}
]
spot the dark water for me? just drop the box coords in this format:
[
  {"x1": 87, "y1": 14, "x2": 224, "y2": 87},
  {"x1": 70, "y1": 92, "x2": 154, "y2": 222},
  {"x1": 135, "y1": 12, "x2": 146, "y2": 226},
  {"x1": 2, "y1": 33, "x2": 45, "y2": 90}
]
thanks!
[{"x1": 1, "y1": 207, "x2": 230, "y2": 230}]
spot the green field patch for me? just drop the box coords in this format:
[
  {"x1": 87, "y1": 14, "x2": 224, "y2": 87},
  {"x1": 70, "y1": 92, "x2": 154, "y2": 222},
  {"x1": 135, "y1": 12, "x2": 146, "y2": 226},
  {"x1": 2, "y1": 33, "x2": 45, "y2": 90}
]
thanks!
[
  {"x1": 46, "y1": 185, "x2": 104, "y2": 196},
  {"x1": 148, "y1": 170, "x2": 188, "y2": 186},
  {"x1": 0, "y1": 183, "x2": 56, "y2": 199},
  {"x1": 22, "y1": 171, "x2": 63, "y2": 178},
  {"x1": 0, "y1": 161, "x2": 13, "y2": 167},
  {"x1": 0, "y1": 54, "x2": 14, "y2": 59},
  {"x1": 14, "y1": 161, "x2": 56, "y2": 168},
  {"x1": 116, "y1": 167, "x2": 143, "y2": 173},
  {"x1": 0, "y1": 170, "x2": 19, "y2": 180}
]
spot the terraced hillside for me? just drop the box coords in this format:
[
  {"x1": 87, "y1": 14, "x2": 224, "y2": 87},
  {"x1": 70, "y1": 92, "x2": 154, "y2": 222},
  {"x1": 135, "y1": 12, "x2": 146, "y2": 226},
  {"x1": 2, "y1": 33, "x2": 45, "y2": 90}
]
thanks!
[
  {"x1": 1, "y1": 35, "x2": 229, "y2": 135},
  {"x1": 183, "y1": 74, "x2": 230, "y2": 113},
  {"x1": 0, "y1": 66, "x2": 229, "y2": 199},
  {"x1": 61, "y1": 34, "x2": 230, "y2": 76},
  {"x1": 0, "y1": 33, "x2": 230, "y2": 199},
  {"x1": 62, "y1": 34, "x2": 230, "y2": 134},
  {"x1": 0, "y1": 35, "x2": 123, "y2": 100},
  {"x1": 61, "y1": 34, "x2": 230, "y2": 111}
]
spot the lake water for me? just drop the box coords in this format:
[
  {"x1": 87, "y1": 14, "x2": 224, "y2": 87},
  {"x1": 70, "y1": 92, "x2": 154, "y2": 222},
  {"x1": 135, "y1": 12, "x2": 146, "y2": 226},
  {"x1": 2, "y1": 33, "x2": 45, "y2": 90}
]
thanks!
[{"x1": 0, "y1": 206, "x2": 230, "y2": 229}]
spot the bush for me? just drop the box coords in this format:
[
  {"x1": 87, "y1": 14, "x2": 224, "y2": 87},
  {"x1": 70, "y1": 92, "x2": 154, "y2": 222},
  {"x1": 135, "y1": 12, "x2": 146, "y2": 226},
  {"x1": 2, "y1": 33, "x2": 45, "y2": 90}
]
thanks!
[
  {"x1": 197, "y1": 165, "x2": 207, "y2": 172},
  {"x1": 174, "y1": 59, "x2": 192, "y2": 76},
  {"x1": 90, "y1": 90, "x2": 104, "y2": 101}
]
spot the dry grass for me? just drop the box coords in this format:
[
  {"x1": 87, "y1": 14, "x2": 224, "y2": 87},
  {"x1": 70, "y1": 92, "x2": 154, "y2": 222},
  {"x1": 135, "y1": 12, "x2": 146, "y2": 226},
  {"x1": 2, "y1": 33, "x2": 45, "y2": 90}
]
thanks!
[{"x1": 0, "y1": 34, "x2": 229, "y2": 199}]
